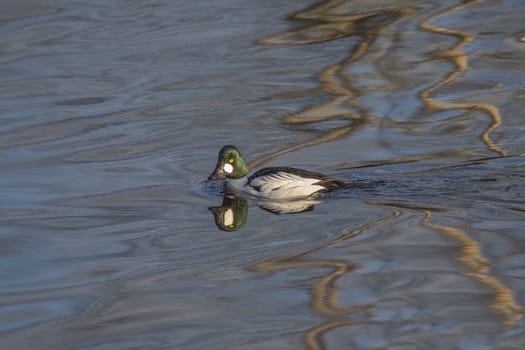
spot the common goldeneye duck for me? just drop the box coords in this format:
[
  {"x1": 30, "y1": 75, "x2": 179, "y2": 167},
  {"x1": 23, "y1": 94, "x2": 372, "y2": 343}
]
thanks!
[{"x1": 208, "y1": 145, "x2": 348, "y2": 200}]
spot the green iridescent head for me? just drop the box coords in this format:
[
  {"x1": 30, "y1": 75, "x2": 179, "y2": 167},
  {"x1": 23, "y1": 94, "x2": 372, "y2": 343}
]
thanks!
[{"x1": 208, "y1": 145, "x2": 249, "y2": 180}]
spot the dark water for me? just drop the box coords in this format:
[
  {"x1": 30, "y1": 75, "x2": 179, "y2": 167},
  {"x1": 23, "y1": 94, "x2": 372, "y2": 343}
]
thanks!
[{"x1": 1, "y1": 0, "x2": 525, "y2": 349}]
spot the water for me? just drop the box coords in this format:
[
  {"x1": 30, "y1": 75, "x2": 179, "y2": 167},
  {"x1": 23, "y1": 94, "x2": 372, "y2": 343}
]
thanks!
[{"x1": 1, "y1": 0, "x2": 525, "y2": 349}]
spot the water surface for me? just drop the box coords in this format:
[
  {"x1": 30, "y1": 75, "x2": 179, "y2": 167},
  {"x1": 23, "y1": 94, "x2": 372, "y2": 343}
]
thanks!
[{"x1": 1, "y1": 0, "x2": 525, "y2": 349}]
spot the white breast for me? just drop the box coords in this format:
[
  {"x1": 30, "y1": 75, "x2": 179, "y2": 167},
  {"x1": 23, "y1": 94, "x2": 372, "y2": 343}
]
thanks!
[{"x1": 226, "y1": 177, "x2": 257, "y2": 196}]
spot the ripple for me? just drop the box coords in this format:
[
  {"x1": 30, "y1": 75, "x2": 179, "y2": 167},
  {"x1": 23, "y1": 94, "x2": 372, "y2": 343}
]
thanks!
[{"x1": 1, "y1": 0, "x2": 525, "y2": 349}]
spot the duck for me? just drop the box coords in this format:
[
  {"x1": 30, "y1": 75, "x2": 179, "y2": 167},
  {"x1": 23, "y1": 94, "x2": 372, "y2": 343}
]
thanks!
[{"x1": 208, "y1": 145, "x2": 348, "y2": 200}]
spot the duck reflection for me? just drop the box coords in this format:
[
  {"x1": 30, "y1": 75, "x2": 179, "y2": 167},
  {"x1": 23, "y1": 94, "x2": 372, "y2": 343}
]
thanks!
[
  {"x1": 258, "y1": 198, "x2": 321, "y2": 215},
  {"x1": 208, "y1": 194, "x2": 248, "y2": 232},
  {"x1": 209, "y1": 193, "x2": 322, "y2": 231}
]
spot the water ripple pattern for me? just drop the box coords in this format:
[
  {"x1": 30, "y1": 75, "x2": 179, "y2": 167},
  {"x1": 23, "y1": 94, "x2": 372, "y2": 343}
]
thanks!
[{"x1": 1, "y1": 0, "x2": 525, "y2": 349}]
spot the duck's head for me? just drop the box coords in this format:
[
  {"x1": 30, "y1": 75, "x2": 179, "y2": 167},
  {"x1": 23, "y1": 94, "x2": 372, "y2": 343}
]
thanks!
[{"x1": 208, "y1": 145, "x2": 249, "y2": 180}]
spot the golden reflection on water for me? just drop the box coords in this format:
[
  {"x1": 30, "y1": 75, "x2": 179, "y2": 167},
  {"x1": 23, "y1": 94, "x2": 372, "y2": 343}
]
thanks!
[
  {"x1": 304, "y1": 319, "x2": 359, "y2": 350},
  {"x1": 419, "y1": 0, "x2": 506, "y2": 157},
  {"x1": 247, "y1": 0, "x2": 519, "y2": 348},
  {"x1": 422, "y1": 210, "x2": 523, "y2": 326},
  {"x1": 418, "y1": 0, "x2": 521, "y2": 325},
  {"x1": 249, "y1": 1, "x2": 414, "y2": 169},
  {"x1": 250, "y1": 209, "x2": 401, "y2": 349}
]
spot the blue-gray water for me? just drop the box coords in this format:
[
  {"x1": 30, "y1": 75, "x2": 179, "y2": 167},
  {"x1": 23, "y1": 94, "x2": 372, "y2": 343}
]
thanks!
[{"x1": 1, "y1": 0, "x2": 525, "y2": 349}]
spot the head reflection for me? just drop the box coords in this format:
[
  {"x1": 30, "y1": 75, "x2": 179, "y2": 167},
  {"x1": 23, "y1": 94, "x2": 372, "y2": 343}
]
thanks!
[
  {"x1": 209, "y1": 194, "x2": 248, "y2": 231},
  {"x1": 209, "y1": 193, "x2": 322, "y2": 231}
]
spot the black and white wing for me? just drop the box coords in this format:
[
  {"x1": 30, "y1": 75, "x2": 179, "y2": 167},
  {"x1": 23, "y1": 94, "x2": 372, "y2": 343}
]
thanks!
[{"x1": 248, "y1": 167, "x2": 327, "y2": 199}]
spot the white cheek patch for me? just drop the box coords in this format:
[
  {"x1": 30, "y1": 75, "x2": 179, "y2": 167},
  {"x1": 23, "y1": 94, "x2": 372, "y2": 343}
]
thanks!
[{"x1": 223, "y1": 163, "x2": 234, "y2": 174}]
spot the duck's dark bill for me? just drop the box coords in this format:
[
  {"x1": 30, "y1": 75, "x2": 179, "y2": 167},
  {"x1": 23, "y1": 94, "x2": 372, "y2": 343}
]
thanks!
[{"x1": 208, "y1": 161, "x2": 226, "y2": 180}]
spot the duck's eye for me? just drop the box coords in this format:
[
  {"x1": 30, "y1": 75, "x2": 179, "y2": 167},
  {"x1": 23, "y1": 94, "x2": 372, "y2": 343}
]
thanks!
[{"x1": 223, "y1": 163, "x2": 234, "y2": 174}]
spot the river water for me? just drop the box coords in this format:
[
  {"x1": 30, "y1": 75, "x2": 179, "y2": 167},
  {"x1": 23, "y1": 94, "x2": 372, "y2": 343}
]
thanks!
[{"x1": 1, "y1": 0, "x2": 525, "y2": 349}]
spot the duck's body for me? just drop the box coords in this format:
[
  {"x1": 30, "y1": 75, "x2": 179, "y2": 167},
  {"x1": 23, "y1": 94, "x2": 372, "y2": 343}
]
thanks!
[
  {"x1": 227, "y1": 167, "x2": 336, "y2": 200},
  {"x1": 208, "y1": 146, "x2": 346, "y2": 200}
]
